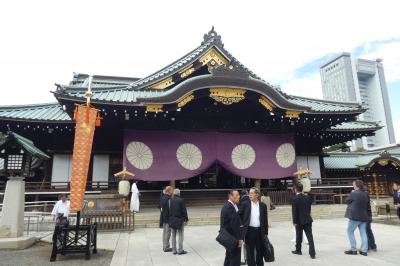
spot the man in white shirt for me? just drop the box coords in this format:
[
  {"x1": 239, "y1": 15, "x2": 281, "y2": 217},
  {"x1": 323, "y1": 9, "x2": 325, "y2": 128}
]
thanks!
[
  {"x1": 51, "y1": 194, "x2": 70, "y2": 226},
  {"x1": 242, "y1": 187, "x2": 268, "y2": 266}
]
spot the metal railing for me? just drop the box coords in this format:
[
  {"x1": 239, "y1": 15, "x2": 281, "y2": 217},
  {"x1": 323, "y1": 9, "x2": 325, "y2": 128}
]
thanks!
[{"x1": 0, "y1": 181, "x2": 119, "y2": 192}]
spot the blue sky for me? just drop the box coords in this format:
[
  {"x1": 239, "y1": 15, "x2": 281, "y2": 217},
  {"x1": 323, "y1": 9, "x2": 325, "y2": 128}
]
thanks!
[{"x1": 282, "y1": 38, "x2": 400, "y2": 142}]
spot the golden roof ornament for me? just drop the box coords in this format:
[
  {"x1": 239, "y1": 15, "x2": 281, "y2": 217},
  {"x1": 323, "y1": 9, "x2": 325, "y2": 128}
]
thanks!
[
  {"x1": 294, "y1": 167, "x2": 312, "y2": 177},
  {"x1": 114, "y1": 166, "x2": 135, "y2": 180}
]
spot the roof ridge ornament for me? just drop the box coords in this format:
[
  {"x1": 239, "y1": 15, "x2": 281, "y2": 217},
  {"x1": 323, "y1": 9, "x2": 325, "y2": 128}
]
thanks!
[
  {"x1": 202, "y1": 26, "x2": 224, "y2": 47},
  {"x1": 210, "y1": 58, "x2": 250, "y2": 78}
]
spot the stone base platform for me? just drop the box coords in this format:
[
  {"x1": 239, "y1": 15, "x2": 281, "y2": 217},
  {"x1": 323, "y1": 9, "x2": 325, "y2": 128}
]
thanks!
[{"x1": 0, "y1": 235, "x2": 37, "y2": 250}]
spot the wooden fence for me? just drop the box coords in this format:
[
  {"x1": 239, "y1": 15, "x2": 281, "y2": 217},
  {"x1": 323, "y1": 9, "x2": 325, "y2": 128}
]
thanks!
[
  {"x1": 265, "y1": 190, "x2": 293, "y2": 205},
  {"x1": 82, "y1": 210, "x2": 134, "y2": 231}
]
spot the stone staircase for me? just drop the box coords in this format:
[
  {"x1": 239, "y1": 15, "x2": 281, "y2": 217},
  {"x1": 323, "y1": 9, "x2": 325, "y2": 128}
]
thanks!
[
  {"x1": 134, "y1": 204, "x2": 347, "y2": 228},
  {"x1": 140, "y1": 190, "x2": 228, "y2": 208}
]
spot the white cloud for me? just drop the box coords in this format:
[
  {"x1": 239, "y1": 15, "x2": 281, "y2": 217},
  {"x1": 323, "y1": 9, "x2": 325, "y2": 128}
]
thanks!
[
  {"x1": 360, "y1": 42, "x2": 400, "y2": 82},
  {"x1": 280, "y1": 73, "x2": 323, "y2": 99}
]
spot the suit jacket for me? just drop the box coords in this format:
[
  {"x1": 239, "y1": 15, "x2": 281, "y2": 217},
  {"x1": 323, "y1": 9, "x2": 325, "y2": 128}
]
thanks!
[
  {"x1": 345, "y1": 190, "x2": 369, "y2": 222},
  {"x1": 292, "y1": 193, "x2": 313, "y2": 225},
  {"x1": 394, "y1": 191, "x2": 400, "y2": 218},
  {"x1": 238, "y1": 195, "x2": 250, "y2": 221},
  {"x1": 242, "y1": 201, "x2": 268, "y2": 236},
  {"x1": 220, "y1": 201, "x2": 243, "y2": 241},
  {"x1": 160, "y1": 194, "x2": 171, "y2": 224},
  {"x1": 169, "y1": 196, "x2": 188, "y2": 222}
]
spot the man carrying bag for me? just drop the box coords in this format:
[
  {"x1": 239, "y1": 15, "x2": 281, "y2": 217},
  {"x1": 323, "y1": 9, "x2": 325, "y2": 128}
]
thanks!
[{"x1": 217, "y1": 190, "x2": 243, "y2": 266}]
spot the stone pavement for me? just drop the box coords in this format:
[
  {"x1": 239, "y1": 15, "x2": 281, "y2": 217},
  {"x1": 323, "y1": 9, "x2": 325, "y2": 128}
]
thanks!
[{"x1": 109, "y1": 218, "x2": 400, "y2": 266}]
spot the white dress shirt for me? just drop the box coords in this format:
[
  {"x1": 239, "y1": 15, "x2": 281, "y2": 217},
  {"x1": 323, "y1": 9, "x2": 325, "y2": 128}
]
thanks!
[
  {"x1": 228, "y1": 200, "x2": 239, "y2": 212},
  {"x1": 249, "y1": 201, "x2": 260, "y2": 227},
  {"x1": 51, "y1": 200, "x2": 70, "y2": 218}
]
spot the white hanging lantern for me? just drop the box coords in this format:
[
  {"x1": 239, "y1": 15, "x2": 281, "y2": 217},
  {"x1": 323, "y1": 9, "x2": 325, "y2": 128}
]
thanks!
[{"x1": 118, "y1": 180, "x2": 130, "y2": 196}]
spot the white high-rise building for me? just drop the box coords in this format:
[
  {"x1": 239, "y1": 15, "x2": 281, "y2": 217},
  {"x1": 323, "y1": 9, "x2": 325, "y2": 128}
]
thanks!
[{"x1": 320, "y1": 52, "x2": 396, "y2": 149}]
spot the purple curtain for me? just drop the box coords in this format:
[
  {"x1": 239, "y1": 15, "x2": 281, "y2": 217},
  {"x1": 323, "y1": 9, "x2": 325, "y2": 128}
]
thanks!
[{"x1": 123, "y1": 130, "x2": 297, "y2": 181}]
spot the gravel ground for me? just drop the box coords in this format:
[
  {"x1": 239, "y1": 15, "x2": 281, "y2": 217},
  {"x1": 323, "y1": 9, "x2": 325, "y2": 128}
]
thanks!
[{"x1": 0, "y1": 242, "x2": 113, "y2": 266}]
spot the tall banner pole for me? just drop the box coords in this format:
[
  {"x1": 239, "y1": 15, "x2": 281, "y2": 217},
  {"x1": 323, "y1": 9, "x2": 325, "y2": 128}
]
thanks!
[{"x1": 69, "y1": 76, "x2": 100, "y2": 227}]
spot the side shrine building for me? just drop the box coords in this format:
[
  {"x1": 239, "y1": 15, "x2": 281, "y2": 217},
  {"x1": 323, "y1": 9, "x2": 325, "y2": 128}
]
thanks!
[{"x1": 0, "y1": 28, "x2": 383, "y2": 191}]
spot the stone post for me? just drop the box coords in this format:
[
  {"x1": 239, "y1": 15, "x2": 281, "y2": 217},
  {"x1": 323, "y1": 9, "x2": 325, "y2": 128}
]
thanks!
[{"x1": 0, "y1": 176, "x2": 25, "y2": 238}]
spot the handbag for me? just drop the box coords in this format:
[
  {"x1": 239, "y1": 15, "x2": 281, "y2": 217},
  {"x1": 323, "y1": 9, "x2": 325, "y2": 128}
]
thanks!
[
  {"x1": 216, "y1": 228, "x2": 237, "y2": 251},
  {"x1": 263, "y1": 234, "x2": 275, "y2": 262}
]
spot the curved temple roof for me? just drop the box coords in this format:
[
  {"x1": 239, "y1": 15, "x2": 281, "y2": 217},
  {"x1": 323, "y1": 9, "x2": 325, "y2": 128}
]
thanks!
[
  {"x1": 0, "y1": 101, "x2": 380, "y2": 134},
  {"x1": 52, "y1": 28, "x2": 365, "y2": 115},
  {"x1": 0, "y1": 103, "x2": 71, "y2": 123}
]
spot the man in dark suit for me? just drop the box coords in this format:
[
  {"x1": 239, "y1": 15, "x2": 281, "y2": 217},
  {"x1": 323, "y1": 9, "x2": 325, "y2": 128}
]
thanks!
[
  {"x1": 344, "y1": 180, "x2": 369, "y2": 256},
  {"x1": 242, "y1": 187, "x2": 268, "y2": 266},
  {"x1": 363, "y1": 186, "x2": 377, "y2": 252},
  {"x1": 291, "y1": 183, "x2": 316, "y2": 259},
  {"x1": 160, "y1": 186, "x2": 173, "y2": 252},
  {"x1": 238, "y1": 189, "x2": 250, "y2": 265},
  {"x1": 220, "y1": 190, "x2": 243, "y2": 266},
  {"x1": 169, "y1": 188, "x2": 189, "y2": 255},
  {"x1": 393, "y1": 180, "x2": 400, "y2": 220}
]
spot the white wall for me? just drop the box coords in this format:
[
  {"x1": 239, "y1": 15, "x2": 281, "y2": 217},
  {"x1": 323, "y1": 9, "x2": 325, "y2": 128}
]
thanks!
[
  {"x1": 296, "y1": 156, "x2": 321, "y2": 180},
  {"x1": 92, "y1": 155, "x2": 109, "y2": 188},
  {"x1": 51, "y1": 154, "x2": 72, "y2": 186}
]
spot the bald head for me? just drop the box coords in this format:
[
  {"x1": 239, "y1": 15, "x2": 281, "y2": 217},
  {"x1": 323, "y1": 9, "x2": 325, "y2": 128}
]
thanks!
[{"x1": 165, "y1": 186, "x2": 173, "y2": 196}]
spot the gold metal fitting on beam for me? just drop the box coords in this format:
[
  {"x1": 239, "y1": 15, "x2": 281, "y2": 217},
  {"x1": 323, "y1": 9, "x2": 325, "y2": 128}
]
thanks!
[
  {"x1": 179, "y1": 65, "x2": 195, "y2": 78},
  {"x1": 199, "y1": 48, "x2": 228, "y2": 66},
  {"x1": 258, "y1": 96, "x2": 275, "y2": 111},
  {"x1": 145, "y1": 104, "x2": 163, "y2": 113},
  {"x1": 150, "y1": 77, "x2": 174, "y2": 90},
  {"x1": 177, "y1": 94, "x2": 194, "y2": 108},
  {"x1": 209, "y1": 88, "x2": 246, "y2": 105},
  {"x1": 285, "y1": 110, "x2": 302, "y2": 118}
]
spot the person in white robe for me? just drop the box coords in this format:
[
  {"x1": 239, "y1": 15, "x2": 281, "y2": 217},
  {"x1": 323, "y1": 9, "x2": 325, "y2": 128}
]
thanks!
[
  {"x1": 130, "y1": 182, "x2": 140, "y2": 213},
  {"x1": 51, "y1": 194, "x2": 70, "y2": 226}
]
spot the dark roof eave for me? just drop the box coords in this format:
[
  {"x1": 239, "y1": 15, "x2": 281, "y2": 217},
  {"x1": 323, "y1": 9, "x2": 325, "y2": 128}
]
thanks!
[{"x1": 0, "y1": 117, "x2": 73, "y2": 124}]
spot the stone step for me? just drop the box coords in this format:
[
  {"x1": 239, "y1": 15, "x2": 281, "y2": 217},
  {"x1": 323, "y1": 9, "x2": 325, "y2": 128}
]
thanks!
[{"x1": 134, "y1": 205, "x2": 347, "y2": 228}]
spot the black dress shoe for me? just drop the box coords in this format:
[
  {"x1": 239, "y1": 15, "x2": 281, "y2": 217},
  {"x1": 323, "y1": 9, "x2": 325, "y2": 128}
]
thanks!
[
  {"x1": 344, "y1": 250, "x2": 357, "y2": 255},
  {"x1": 240, "y1": 262, "x2": 246, "y2": 265},
  {"x1": 310, "y1": 255, "x2": 316, "y2": 259},
  {"x1": 178, "y1": 250, "x2": 188, "y2": 255},
  {"x1": 173, "y1": 251, "x2": 177, "y2": 255},
  {"x1": 359, "y1": 251, "x2": 368, "y2": 256},
  {"x1": 292, "y1": 250, "x2": 302, "y2": 255},
  {"x1": 163, "y1": 248, "x2": 173, "y2": 252}
]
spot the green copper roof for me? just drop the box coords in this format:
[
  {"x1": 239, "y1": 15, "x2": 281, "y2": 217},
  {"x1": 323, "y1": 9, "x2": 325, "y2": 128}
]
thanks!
[
  {"x1": 0, "y1": 131, "x2": 50, "y2": 160},
  {"x1": 55, "y1": 88, "x2": 364, "y2": 113},
  {"x1": 324, "y1": 151, "x2": 400, "y2": 169},
  {"x1": 328, "y1": 121, "x2": 381, "y2": 131},
  {"x1": 0, "y1": 103, "x2": 72, "y2": 123},
  {"x1": 286, "y1": 96, "x2": 363, "y2": 113}
]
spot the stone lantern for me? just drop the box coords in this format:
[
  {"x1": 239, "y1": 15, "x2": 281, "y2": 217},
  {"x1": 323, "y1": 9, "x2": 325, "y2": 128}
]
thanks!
[{"x1": 0, "y1": 131, "x2": 49, "y2": 241}]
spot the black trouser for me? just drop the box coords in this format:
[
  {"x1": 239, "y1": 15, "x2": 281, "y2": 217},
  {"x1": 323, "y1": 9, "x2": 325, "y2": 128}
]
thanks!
[
  {"x1": 224, "y1": 246, "x2": 241, "y2": 266},
  {"x1": 366, "y1": 221, "x2": 377, "y2": 250},
  {"x1": 295, "y1": 223, "x2": 315, "y2": 257},
  {"x1": 245, "y1": 227, "x2": 264, "y2": 266}
]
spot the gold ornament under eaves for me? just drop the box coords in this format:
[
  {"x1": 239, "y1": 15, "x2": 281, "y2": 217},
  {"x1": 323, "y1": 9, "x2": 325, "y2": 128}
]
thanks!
[
  {"x1": 177, "y1": 94, "x2": 194, "y2": 108},
  {"x1": 258, "y1": 96, "x2": 275, "y2": 111},
  {"x1": 285, "y1": 110, "x2": 302, "y2": 118},
  {"x1": 209, "y1": 88, "x2": 246, "y2": 105},
  {"x1": 199, "y1": 48, "x2": 228, "y2": 66},
  {"x1": 150, "y1": 77, "x2": 174, "y2": 90},
  {"x1": 145, "y1": 104, "x2": 163, "y2": 113}
]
